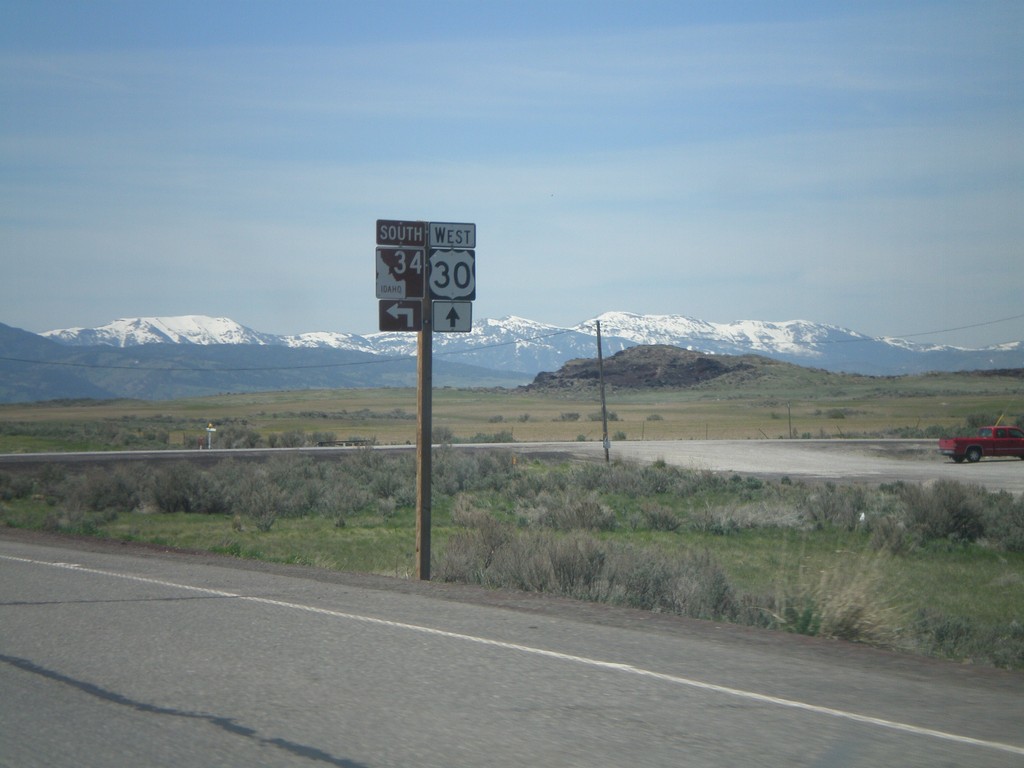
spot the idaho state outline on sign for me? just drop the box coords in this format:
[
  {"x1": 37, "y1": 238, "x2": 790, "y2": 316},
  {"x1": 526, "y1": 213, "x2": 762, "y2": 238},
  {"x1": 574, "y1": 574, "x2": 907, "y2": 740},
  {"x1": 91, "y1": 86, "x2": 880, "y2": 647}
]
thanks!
[{"x1": 376, "y1": 247, "x2": 425, "y2": 299}]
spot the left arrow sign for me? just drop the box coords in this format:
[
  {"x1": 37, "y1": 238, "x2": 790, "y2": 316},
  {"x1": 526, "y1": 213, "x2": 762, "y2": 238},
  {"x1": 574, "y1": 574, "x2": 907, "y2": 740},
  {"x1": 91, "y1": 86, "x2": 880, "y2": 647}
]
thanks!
[{"x1": 378, "y1": 300, "x2": 422, "y2": 332}]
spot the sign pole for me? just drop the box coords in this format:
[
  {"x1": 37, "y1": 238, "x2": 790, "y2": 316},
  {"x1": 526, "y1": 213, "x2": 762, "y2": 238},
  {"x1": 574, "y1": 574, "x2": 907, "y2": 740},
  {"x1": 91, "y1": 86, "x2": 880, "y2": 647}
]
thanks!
[
  {"x1": 376, "y1": 218, "x2": 475, "y2": 580},
  {"x1": 415, "y1": 290, "x2": 433, "y2": 580},
  {"x1": 596, "y1": 320, "x2": 610, "y2": 463}
]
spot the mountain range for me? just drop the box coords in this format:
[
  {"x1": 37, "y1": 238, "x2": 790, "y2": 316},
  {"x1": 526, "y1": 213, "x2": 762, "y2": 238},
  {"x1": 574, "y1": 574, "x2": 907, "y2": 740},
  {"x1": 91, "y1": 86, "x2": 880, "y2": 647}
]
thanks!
[
  {"x1": 39, "y1": 312, "x2": 1024, "y2": 374},
  {"x1": 1, "y1": 312, "x2": 1020, "y2": 403}
]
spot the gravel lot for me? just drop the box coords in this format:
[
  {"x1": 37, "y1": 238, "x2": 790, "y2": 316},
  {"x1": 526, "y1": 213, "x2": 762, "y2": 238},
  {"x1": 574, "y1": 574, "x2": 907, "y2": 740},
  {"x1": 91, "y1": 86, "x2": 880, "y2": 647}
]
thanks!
[{"x1": 514, "y1": 439, "x2": 1024, "y2": 496}]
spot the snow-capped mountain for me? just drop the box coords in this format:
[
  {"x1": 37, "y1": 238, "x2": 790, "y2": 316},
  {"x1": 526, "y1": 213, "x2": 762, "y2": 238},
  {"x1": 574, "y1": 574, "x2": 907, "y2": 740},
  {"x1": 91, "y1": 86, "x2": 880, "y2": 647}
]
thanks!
[
  {"x1": 584, "y1": 312, "x2": 1023, "y2": 374},
  {"x1": 39, "y1": 311, "x2": 1023, "y2": 376},
  {"x1": 366, "y1": 316, "x2": 613, "y2": 374},
  {"x1": 587, "y1": 312, "x2": 871, "y2": 357},
  {"x1": 41, "y1": 316, "x2": 278, "y2": 347},
  {"x1": 42, "y1": 315, "x2": 380, "y2": 355}
]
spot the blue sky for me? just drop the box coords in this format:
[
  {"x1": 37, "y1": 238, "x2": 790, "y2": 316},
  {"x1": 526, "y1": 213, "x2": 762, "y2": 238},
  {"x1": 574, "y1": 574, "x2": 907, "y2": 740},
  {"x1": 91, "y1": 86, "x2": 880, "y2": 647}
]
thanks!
[{"x1": 2, "y1": 1, "x2": 1022, "y2": 347}]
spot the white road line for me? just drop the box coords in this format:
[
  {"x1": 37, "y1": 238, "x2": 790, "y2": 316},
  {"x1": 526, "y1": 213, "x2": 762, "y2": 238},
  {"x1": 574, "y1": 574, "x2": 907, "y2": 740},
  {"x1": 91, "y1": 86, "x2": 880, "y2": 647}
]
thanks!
[{"x1": 3, "y1": 552, "x2": 1023, "y2": 757}]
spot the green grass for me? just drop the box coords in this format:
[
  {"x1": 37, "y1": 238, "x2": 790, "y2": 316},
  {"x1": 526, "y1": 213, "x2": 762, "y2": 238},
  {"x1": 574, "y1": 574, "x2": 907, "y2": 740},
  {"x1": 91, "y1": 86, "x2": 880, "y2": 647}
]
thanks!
[
  {"x1": 678, "y1": 527, "x2": 1022, "y2": 626},
  {"x1": 101, "y1": 513, "x2": 421, "y2": 576}
]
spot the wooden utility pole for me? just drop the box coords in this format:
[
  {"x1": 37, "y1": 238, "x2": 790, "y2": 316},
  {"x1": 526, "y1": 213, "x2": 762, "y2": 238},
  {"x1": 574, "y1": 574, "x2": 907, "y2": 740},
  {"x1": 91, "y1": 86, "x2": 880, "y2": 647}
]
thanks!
[
  {"x1": 415, "y1": 291, "x2": 432, "y2": 580},
  {"x1": 596, "y1": 320, "x2": 610, "y2": 463}
]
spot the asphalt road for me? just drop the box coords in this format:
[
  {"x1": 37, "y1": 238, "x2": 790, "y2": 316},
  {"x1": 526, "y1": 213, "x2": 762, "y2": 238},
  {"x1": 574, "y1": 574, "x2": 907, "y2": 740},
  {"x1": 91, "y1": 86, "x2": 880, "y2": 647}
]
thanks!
[
  {"x1": 2, "y1": 535, "x2": 1022, "y2": 767},
  {"x1": 2, "y1": 439, "x2": 1022, "y2": 496}
]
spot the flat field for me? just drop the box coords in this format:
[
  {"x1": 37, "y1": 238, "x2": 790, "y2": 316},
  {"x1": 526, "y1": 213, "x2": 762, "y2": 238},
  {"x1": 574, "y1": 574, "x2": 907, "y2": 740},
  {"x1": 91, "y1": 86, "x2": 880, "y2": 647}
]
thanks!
[{"x1": 1, "y1": 367, "x2": 1021, "y2": 452}]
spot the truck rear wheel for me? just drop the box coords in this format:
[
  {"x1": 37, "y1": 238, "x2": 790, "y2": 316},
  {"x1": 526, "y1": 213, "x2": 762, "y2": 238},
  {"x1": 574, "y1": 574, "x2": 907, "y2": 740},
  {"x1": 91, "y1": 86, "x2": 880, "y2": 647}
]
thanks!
[{"x1": 966, "y1": 447, "x2": 983, "y2": 463}]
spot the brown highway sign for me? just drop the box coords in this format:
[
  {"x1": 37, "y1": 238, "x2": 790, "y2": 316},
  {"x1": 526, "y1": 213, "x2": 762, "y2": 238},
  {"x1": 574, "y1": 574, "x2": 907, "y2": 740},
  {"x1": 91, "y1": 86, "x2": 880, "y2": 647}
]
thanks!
[
  {"x1": 377, "y1": 219, "x2": 427, "y2": 247},
  {"x1": 378, "y1": 300, "x2": 422, "y2": 332}
]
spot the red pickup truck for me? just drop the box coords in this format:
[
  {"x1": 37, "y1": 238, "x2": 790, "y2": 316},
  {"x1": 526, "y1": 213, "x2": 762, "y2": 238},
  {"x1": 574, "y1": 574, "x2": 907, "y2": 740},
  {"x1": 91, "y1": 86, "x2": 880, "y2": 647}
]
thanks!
[{"x1": 938, "y1": 426, "x2": 1024, "y2": 463}]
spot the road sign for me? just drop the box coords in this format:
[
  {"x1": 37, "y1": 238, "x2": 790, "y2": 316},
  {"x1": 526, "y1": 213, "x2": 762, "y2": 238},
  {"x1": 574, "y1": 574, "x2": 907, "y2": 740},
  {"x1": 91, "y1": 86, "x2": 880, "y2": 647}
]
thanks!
[
  {"x1": 377, "y1": 219, "x2": 427, "y2": 247},
  {"x1": 376, "y1": 247, "x2": 425, "y2": 299},
  {"x1": 372, "y1": 217, "x2": 476, "y2": 581},
  {"x1": 428, "y1": 249, "x2": 476, "y2": 300},
  {"x1": 432, "y1": 301, "x2": 472, "y2": 333},
  {"x1": 429, "y1": 221, "x2": 476, "y2": 249},
  {"x1": 378, "y1": 300, "x2": 422, "y2": 332}
]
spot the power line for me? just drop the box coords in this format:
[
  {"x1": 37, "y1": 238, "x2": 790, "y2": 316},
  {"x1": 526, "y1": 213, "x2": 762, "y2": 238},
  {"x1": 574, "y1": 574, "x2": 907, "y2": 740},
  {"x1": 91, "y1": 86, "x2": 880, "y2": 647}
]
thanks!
[
  {"x1": 0, "y1": 352, "x2": 416, "y2": 373},
  {"x1": 889, "y1": 313, "x2": 1024, "y2": 340}
]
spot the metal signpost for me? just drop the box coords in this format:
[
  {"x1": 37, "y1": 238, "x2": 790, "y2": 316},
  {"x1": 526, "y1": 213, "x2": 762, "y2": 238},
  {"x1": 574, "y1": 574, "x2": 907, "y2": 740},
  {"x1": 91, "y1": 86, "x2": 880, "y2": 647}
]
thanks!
[{"x1": 375, "y1": 219, "x2": 476, "y2": 579}]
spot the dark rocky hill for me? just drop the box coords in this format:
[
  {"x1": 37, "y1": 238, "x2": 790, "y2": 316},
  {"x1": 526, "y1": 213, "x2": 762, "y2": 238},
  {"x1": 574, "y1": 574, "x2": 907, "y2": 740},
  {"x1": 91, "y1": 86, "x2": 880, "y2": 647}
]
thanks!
[{"x1": 525, "y1": 344, "x2": 772, "y2": 391}]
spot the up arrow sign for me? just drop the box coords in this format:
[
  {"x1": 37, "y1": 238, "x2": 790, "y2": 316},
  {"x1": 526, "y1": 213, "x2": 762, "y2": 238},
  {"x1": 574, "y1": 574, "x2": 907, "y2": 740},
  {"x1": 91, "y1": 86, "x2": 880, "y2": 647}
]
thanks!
[{"x1": 432, "y1": 301, "x2": 472, "y2": 333}]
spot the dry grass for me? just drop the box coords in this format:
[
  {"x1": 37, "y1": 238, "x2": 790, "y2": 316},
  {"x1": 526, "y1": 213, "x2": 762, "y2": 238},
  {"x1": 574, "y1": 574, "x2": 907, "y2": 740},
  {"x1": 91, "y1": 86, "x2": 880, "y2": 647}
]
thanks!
[{"x1": 2, "y1": 368, "x2": 1022, "y2": 450}]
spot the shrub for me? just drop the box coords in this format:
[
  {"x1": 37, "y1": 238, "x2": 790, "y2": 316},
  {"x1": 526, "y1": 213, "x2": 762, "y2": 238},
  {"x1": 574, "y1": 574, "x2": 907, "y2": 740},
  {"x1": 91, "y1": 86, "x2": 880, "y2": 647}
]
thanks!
[
  {"x1": 76, "y1": 465, "x2": 144, "y2": 512},
  {"x1": 269, "y1": 430, "x2": 306, "y2": 448},
  {"x1": 0, "y1": 471, "x2": 36, "y2": 501},
  {"x1": 377, "y1": 497, "x2": 396, "y2": 522},
  {"x1": 800, "y1": 483, "x2": 867, "y2": 531},
  {"x1": 217, "y1": 424, "x2": 264, "y2": 448},
  {"x1": 232, "y1": 469, "x2": 285, "y2": 532},
  {"x1": 898, "y1": 480, "x2": 985, "y2": 543},
  {"x1": 437, "y1": 526, "x2": 739, "y2": 622},
  {"x1": 776, "y1": 553, "x2": 904, "y2": 646},
  {"x1": 914, "y1": 612, "x2": 1024, "y2": 668},
  {"x1": 532, "y1": 492, "x2": 617, "y2": 531},
  {"x1": 640, "y1": 503, "x2": 682, "y2": 532},
  {"x1": 434, "y1": 532, "x2": 485, "y2": 583},
  {"x1": 149, "y1": 462, "x2": 235, "y2": 515},
  {"x1": 436, "y1": 503, "x2": 517, "y2": 584},
  {"x1": 612, "y1": 547, "x2": 677, "y2": 611},
  {"x1": 549, "y1": 534, "x2": 608, "y2": 600},
  {"x1": 690, "y1": 503, "x2": 741, "y2": 536},
  {"x1": 868, "y1": 515, "x2": 915, "y2": 554},
  {"x1": 467, "y1": 430, "x2": 515, "y2": 444},
  {"x1": 432, "y1": 426, "x2": 454, "y2": 445},
  {"x1": 604, "y1": 545, "x2": 736, "y2": 618},
  {"x1": 980, "y1": 491, "x2": 1024, "y2": 552}
]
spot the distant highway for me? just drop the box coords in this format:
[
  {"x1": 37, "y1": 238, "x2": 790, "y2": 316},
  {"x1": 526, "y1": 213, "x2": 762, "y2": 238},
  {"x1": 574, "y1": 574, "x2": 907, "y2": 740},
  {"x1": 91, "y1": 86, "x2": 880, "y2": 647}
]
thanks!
[
  {"x1": 3, "y1": 439, "x2": 1021, "y2": 495},
  {"x1": 2, "y1": 535, "x2": 1022, "y2": 767}
]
